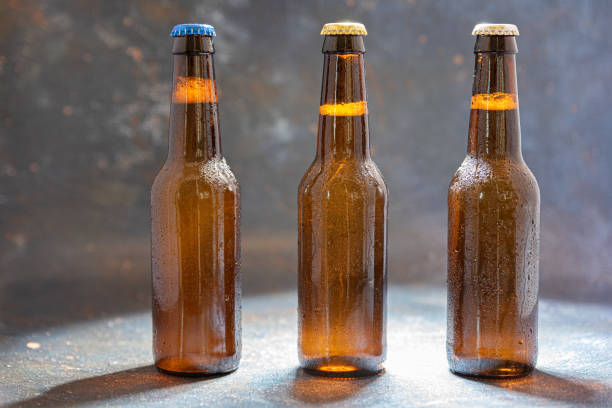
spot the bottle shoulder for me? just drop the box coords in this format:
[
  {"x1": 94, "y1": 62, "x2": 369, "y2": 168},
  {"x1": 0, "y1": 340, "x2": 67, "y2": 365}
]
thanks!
[
  {"x1": 449, "y1": 155, "x2": 539, "y2": 200},
  {"x1": 152, "y1": 157, "x2": 240, "y2": 195},
  {"x1": 299, "y1": 158, "x2": 387, "y2": 197}
]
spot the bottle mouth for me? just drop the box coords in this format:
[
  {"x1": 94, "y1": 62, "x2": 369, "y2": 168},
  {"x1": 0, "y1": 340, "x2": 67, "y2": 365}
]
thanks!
[
  {"x1": 322, "y1": 35, "x2": 366, "y2": 54},
  {"x1": 474, "y1": 35, "x2": 518, "y2": 54},
  {"x1": 172, "y1": 35, "x2": 215, "y2": 55}
]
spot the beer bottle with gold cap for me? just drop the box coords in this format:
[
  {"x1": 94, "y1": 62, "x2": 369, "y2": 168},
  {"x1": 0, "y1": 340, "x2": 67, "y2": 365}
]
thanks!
[
  {"x1": 447, "y1": 23, "x2": 540, "y2": 378},
  {"x1": 298, "y1": 22, "x2": 388, "y2": 377},
  {"x1": 151, "y1": 24, "x2": 241, "y2": 376}
]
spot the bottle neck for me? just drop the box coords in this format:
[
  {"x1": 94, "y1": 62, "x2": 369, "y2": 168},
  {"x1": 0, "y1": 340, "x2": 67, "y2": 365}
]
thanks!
[
  {"x1": 468, "y1": 35, "x2": 522, "y2": 161},
  {"x1": 168, "y1": 36, "x2": 220, "y2": 164},
  {"x1": 317, "y1": 35, "x2": 370, "y2": 161}
]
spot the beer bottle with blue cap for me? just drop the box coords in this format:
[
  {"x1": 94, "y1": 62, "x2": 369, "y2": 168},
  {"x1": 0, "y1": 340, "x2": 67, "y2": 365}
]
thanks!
[
  {"x1": 447, "y1": 23, "x2": 540, "y2": 378},
  {"x1": 298, "y1": 22, "x2": 388, "y2": 377},
  {"x1": 151, "y1": 23, "x2": 241, "y2": 376}
]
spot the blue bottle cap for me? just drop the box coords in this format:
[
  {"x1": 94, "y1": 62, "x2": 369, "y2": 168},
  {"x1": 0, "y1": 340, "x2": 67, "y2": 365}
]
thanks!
[{"x1": 170, "y1": 24, "x2": 216, "y2": 37}]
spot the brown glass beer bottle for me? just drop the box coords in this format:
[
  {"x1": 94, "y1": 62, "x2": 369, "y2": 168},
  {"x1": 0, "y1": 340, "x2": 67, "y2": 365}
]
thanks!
[
  {"x1": 298, "y1": 22, "x2": 388, "y2": 377},
  {"x1": 151, "y1": 24, "x2": 241, "y2": 376},
  {"x1": 447, "y1": 24, "x2": 540, "y2": 378}
]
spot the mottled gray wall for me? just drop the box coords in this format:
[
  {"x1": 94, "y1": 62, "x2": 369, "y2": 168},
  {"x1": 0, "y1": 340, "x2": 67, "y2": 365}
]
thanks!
[{"x1": 1, "y1": 0, "x2": 610, "y2": 329}]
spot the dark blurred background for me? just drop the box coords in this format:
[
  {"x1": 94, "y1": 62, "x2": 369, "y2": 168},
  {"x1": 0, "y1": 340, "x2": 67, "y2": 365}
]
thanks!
[{"x1": 1, "y1": 0, "x2": 610, "y2": 331}]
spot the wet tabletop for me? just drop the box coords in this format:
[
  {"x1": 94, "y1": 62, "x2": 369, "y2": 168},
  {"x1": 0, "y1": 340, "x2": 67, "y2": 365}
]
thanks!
[{"x1": 1, "y1": 286, "x2": 610, "y2": 407}]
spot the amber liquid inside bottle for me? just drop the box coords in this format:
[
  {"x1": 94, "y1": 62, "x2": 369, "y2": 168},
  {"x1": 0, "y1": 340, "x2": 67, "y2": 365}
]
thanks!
[
  {"x1": 298, "y1": 35, "x2": 388, "y2": 377},
  {"x1": 151, "y1": 35, "x2": 241, "y2": 375},
  {"x1": 447, "y1": 35, "x2": 540, "y2": 378}
]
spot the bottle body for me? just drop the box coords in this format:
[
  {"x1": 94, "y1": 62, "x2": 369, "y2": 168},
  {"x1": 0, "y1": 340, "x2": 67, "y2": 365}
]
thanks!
[
  {"x1": 151, "y1": 33, "x2": 241, "y2": 375},
  {"x1": 298, "y1": 32, "x2": 388, "y2": 377},
  {"x1": 447, "y1": 32, "x2": 539, "y2": 378},
  {"x1": 447, "y1": 155, "x2": 539, "y2": 377},
  {"x1": 298, "y1": 156, "x2": 387, "y2": 376}
]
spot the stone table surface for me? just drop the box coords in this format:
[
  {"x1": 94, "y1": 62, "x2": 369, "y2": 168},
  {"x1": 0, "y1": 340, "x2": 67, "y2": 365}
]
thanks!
[{"x1": 1, "y1": 286, "x2": 610, "y2": 407}]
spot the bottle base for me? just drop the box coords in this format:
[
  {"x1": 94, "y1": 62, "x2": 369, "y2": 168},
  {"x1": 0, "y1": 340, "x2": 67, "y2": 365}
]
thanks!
[
  {"x1": 156, "y1": 365, "x2": 238, "y2": 378},
  {"x1": 155, "y1": 356, "x2": 239, "y2": 377},
  {"x1": 449, "y1": 358, "x2": 534, "y2": 379},
  {"x1": 300, "y1": 356, "x2": 384, "y2": 378}
]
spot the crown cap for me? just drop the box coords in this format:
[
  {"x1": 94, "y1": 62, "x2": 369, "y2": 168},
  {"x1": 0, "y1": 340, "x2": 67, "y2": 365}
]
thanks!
[
  {"x1": 171, "y1": 23, "x2": 216, "y2": 37},
  {"x1": 321, "y1": 22, "x2": 367, "y2": 36},
  {"x1": 472, "y1": 23, "x2": 519, "y2": 36}
]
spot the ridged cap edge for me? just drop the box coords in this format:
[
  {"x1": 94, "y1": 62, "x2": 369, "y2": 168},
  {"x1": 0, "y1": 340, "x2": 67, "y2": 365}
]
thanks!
[
  {"x1": 321, "y1": 22, "x2": 367, "y2": 36},
  {"x1": 472, "y1": 23, "x2": 519, "y2": 36},
  {"x1": 171, "y1": 23, "x2": 216, "y2": 37}
]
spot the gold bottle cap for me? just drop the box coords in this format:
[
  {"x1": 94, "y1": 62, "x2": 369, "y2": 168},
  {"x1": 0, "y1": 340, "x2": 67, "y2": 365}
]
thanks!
[
  {"x1": 320, "y1": 22, "x2": 367, "y2": 36},
  {"x1": 472, "y1": 23, "x2": 519, "y2": 36}
]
